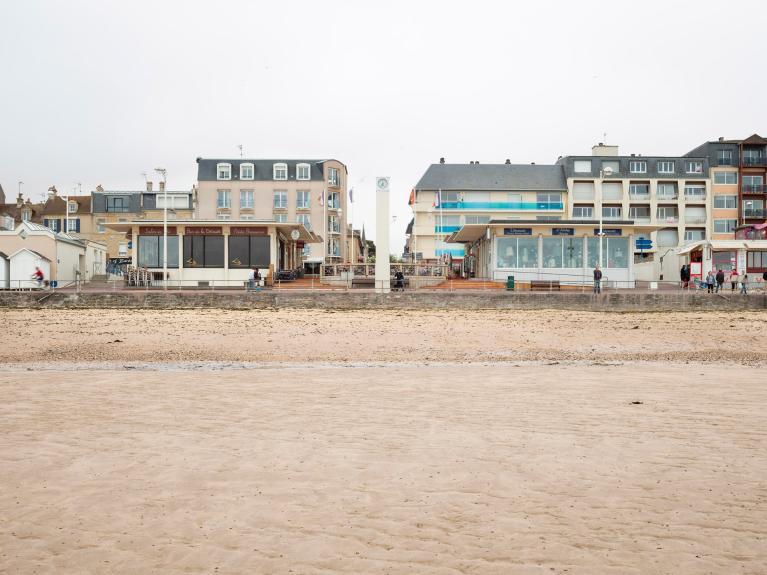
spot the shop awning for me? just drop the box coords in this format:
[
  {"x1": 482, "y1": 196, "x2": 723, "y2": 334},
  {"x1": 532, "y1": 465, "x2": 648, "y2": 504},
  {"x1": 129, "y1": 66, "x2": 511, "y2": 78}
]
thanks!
[
  {"x1": 446, "y1": 220, "x2": 664, "y2": 244},
  {"x1": 676, "y1": 239, "x2": 767, "y2": 255}
]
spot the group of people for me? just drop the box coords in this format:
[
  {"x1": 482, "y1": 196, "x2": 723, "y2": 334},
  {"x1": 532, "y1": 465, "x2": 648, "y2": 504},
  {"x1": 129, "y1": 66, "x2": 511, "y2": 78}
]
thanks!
[
  {"x1": 680, "y1": 264, "x2": 763, "y2": 294},
  {"x1": 246, "y1": 267, "x2": 262, "y2": 291}
]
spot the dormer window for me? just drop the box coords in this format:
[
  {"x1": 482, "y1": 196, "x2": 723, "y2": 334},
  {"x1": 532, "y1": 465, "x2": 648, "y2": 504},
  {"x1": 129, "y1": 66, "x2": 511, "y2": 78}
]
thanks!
[
  {"x1": 240, "y1": 163, "x2": 254, "y2": 180},
  {"x1": 217, "y1": 163, "x2": 232, "y2": 180},
  {"x1": 22, "y1": 210, "x2": 31, "y2": 221},
  {"x1": 273, "y1": 163, "x2": 288, "y2": 180},
  {"x1": 68, "y1": 202, "x2": 77, "y2": 213},
  {"x1": 296, "y1": 163, "x2": 311, "y2": 180}
]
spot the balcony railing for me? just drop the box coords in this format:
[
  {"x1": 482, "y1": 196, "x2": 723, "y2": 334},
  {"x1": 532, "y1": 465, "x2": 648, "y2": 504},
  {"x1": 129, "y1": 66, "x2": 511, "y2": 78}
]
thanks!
[
  {"x1": 629, "y1": 193, "x2": 650, "y2": 200},
  {"x1": 657, "y1": 194, "x2": 678, "y2": 201},
  {"x1": 684, "y1": 194, "x2": 706, "y2": 202},
  {"x1": 630, "y1": 216, "x2": 651, "y2": 223},
  {"x1": 743, "y1": 185, "x2": 767, "y2": 193},
  {"x1": 744, "y1": 209, "x2": 766, "y2": 218},
  {"x1": 685, "y1": 216, "x2": 707, "y2": 224},
  {"x1": 659, "y1": 216, "x2": 679, "y2": 223},
  {"x1": 742, "y1": 157, "x2": 767, "y2": 167},
  {"x1": 717, "y1": 157, "x2": 734, "y2": 166}
]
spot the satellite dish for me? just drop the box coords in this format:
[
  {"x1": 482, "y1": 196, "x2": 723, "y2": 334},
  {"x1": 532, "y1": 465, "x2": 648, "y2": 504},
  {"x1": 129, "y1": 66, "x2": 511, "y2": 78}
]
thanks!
[{"x1": 602, "y1": 166, "x2": 614, "y2": 177}]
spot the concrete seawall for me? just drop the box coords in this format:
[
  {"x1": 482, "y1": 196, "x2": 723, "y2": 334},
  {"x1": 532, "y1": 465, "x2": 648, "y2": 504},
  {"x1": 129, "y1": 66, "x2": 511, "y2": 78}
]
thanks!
[{"x1": 0, "y1": 291, "x2": 765, "y2": 311}]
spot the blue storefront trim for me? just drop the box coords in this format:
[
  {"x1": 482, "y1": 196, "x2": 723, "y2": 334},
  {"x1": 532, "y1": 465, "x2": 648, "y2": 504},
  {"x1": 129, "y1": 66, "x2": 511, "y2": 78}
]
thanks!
[
  {"x1": 435, "y1": 248, "x2": 465, "y2": 257},
  {"x1": 434, "y1": 225, "x2": 462, "y2": 233},
  {"x1": 440, "y1": 202, "x2": 563, "y2": 210}
]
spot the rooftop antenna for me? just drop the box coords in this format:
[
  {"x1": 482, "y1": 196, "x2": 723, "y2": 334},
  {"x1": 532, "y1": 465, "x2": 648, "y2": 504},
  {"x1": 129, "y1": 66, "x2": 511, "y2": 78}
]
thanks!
[
  {"x1": 603, "y1": 132, "x2": 607, "y2": 144},
  {"x1": 77, "y1": 182, "x2": 82, "y2": 195},
  {"x1": 141, "y1": 172, "x2": 148, "y2": 183},
  {"x1": 238, "y1": 144, "x2": 244, "y2": 158}
]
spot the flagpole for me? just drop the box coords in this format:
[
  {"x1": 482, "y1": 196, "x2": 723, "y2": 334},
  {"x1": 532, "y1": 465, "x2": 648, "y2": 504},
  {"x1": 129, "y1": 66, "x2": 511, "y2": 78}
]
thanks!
[
  {"x1": 323, "y1": 186, "x2": 327, "y2": 263},
  {"x1": 439, "y1": 187, "x2": 444, "y2": 263}
]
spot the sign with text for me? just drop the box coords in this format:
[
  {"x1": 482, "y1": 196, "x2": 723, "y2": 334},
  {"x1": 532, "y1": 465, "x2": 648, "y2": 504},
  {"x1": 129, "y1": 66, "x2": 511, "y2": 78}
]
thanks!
[
  {"x1": 139, "y1": 226, "x2": 177, "y2": 236},
  {"x1": 595, "y1": 228, "x2": 622, "y2": 236},
  {"x1": 552, "y1": 227, "x2": 574, "y2": 236},
  {"x1": 184, "y1": 226, "x2": 223, "y2": 236},
  {"x1": 230, "y1": 226, "x2": 268, "y2": 236},
  {"x1": 503, "y1": 227, "x2": 532, "y2": 236}
]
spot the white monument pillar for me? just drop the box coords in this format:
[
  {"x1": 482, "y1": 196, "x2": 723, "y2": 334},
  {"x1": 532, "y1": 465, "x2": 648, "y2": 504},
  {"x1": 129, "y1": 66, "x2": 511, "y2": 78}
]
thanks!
[{"x1": 375, "y1": 176, "x2": 391, "y2": 293}]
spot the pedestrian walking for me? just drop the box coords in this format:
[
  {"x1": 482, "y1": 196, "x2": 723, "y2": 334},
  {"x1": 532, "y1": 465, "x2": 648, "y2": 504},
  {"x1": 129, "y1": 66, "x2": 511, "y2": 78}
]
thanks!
[
  {"x1": 680, "y1": 264, "x2": 690, "y2": 289},
  {"x1": 593, "y1": 265, "x2": 602, "y2": 294},
  {"x1": 706, "y1": 270, "x2": 715, "y2": 293},
  {"x1": 715, "y1": 269, "x2": 725, "y2": 293},
  {"x1": 730, "y1": 270, "x2": 739, "y2": 292},
  {"x1": 247, "y1": 267, "x2": 256, "y2": 291},
  {"x1": 741, "y1": 274, "x2": 748, "y2": 295}
]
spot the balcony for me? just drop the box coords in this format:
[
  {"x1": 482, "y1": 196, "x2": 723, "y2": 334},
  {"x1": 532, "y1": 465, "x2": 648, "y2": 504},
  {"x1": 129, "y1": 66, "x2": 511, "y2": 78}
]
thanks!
[
  {"x1": 742, "y1": 157, "x2": 767, "y2": 167},
  {"x1": 744, "y1": 209, "x2": 766, "y2": 219},
  {"x1": 683, "y1": 193, "x2": 706, "y2": 203},
  {"x1": 685, "y1": 216, "x2": 707, "y2": 224},
  {"x1": 630, "y1": 216, "x2": 651, "y2": 224},
  {"x1": 656, "y1": 194, "x2": 679, "y2": 201},
  {"x1": 628, "y1": 193, "x2": 650, "y2": 201},
  {"x1": 743, "y1": 185, "x2": 767, "y2": 194}
]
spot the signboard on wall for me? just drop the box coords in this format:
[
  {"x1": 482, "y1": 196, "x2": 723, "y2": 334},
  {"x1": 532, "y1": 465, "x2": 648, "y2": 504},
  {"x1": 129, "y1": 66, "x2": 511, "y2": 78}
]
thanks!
[
  {"x1": 737, "y1": 250, "x2": 746, "y2": 273},
  {"x1": 503, "y1": 228, "x2": 532, "y2": 236},
  {"x1": 230, "y1": 226, "x2": 268, "y2": 236},
  {"x1": 139, "y1": 226, "x2": 177, "y2": 235},
  {"x1": 690, "y1": 261, "x2": 702, "y2": 278},
  {"x1": 184, "y1": 226, "x2": 223, "y2": 236},
  {"x1": 594, "y1": 228, "x2": 622, "y2": 236},
  {"x1": 552, "y1": 227, "x2": 574, "y2": 236}
]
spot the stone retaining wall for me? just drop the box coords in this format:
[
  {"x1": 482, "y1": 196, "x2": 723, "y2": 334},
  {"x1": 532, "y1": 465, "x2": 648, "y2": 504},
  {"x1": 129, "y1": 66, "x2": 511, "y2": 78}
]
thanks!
[{"x1": 0, "y1": 291, "x2": 765, "y2": 311}]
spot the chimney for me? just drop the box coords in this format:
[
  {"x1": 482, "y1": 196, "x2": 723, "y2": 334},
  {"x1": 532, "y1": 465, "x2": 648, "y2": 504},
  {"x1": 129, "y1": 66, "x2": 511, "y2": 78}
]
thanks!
[
  {"x1": 439, "y1": 157, "x2": 445, "y2": 164},
  {"x1": 718, "y1": 136, "x2": 724, "y2": 142},
  {"x1": 96, "y1": 185, "x2": 104, "y2": 192},
  {"x1": 505, "y1": 159, "x2": 511, "y2": 164},
  {"x1": 16, "y1": 192, "x2": 23, "y2": 208},
  {"x1": 630, "y1": 153, "x2": 636, "y2": 157},
  {"x1": 159, "y1": 181, "x2": 165, "y2": 193},
  {"x1": 47, "y1": 185, "x2": 57, "y2": 200},
  {"x1": 475, "y1": 161, "x2": 480, "y2": 164},
  {"x1": 146, "y1": 180, "x2": 153, "y2": 192},
  {"x1": 592, "y1": 143, "x2": 619, "y2": 156},
  {"x1": 531, "y1": 162, "x2": 536, "y2": 165}
]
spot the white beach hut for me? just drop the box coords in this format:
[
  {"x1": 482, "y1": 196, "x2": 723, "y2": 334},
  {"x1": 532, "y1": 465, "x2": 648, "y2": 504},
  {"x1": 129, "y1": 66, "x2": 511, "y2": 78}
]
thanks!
[
  {"x1": 0, "y1": 251, "x2": 9, "y2": 289},
  {"x1": 8, "y1": 248, "x2": 51, "y2": 289}
]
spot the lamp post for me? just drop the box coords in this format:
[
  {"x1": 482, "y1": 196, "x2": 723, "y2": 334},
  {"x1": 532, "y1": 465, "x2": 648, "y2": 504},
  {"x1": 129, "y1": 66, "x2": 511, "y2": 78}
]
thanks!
[
  {"x1": 598, "y1": 166, "x2": 613, "y2": 269},
  {"x1": 155, "y1": 167, "x2": 168, "y2": 290}
]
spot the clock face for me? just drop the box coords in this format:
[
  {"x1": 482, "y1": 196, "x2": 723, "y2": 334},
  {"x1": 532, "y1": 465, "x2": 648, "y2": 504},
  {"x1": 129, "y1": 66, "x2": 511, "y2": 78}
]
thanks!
[
  {"x1": 377, "y1": 177, "x2": 389, "y2": 190},
  {"x1": 291, "y1": 229, "x2": 300, "y2": 240}
]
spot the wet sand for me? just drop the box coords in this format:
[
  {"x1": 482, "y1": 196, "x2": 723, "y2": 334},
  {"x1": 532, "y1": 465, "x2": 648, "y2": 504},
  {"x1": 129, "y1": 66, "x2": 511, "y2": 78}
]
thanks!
[{"x1": 1, "y1": 310, "x2": 766, "y2": 574}]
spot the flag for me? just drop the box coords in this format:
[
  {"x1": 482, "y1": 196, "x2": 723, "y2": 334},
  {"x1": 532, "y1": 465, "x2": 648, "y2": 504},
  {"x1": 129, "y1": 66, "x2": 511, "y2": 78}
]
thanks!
[
  {"x1": 349, "y1": 187, "x2": 354, "y2": 203},
  {"x1": 433, "y1": 190, "x2": 441, "y2": 208},
  {"x1": 408, "y1": 189, "x2": 415, "y2": 205},
  {"x1": 318, "y1": 189, "x2": 325, "y2": 207}
]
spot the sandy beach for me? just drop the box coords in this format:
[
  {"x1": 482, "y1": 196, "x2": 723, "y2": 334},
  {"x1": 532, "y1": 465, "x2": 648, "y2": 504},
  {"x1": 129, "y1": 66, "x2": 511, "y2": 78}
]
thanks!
[{"x1": 1, "y1": 309, "x2": 766, "y2": 574}]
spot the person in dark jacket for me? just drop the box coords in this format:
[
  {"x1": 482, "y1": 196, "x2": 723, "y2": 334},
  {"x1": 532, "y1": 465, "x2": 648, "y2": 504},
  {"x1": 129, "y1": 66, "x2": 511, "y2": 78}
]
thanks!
[
  {"x1": 593, "y1": 265, "x2": 603, "y2": 294},
  {"x1": 680, "y1": 264, "x2": 690, "y2": 289},
  {"x1": 715, "y1": 269, "x2": 725, "y2": 293}
]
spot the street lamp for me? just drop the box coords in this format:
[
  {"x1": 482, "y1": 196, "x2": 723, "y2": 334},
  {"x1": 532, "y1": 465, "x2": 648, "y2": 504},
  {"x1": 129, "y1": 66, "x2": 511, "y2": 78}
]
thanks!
[
  {"x1": 598, "y1": 166, "x2": 614, "y2": 269},
  {"x1": 154, "y1": 167, "x2": 168, "y2": 290}
]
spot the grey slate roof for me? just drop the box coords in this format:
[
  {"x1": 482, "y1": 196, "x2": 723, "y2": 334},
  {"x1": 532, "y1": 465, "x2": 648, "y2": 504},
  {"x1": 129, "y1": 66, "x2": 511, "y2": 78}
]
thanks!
[
  {"x1": 197, "y1": 159, "x2": 343, "y2": 182},
  {"x1": 414, "y1": 164, "x2": 567, "y2": 191},
  {"x1": 557, "y1": 155, "x2": 709, "y2": 179}
]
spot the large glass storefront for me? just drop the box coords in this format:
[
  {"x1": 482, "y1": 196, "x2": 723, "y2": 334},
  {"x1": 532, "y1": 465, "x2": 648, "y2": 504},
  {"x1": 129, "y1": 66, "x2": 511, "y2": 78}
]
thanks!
[{"x1": 496, "y1": 235, "x2": 629, "y2": 269}]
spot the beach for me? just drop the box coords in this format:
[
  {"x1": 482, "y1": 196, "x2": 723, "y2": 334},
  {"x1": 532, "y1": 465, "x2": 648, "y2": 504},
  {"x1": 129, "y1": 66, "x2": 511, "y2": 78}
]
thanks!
[{"x1": 1, "y1": 309, "x2": 766, "y2": 574}]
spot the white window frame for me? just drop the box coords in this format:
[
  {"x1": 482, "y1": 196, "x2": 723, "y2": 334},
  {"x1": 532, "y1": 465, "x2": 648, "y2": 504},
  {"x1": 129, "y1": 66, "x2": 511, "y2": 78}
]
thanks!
[
  {"x1": 240, "y1": 215, "x2": 256, "y2": 221},
  {"x1": 68, "y1": 202, "x2": 77, "y2": 213},
  {"x1": 685, "y1": 161, "x2": 703, "y2": 174},
  {"x1": 296, "y1": 163, "x2": 311, "y2": 181},
  {"x1": 572, "y1": 206, "x2": 593, "y2": 219},
  {"x1": 96, "y1": 218, "x2": 106, "y2": 233},
  {"x1": 602, "y1": 206, "x2": 622, "y2": 219},
  {"x1": 629, "y1": 206, "x2": 650, "y2": 220},
  {"x1": 657, "y1": 161, "x2": 675, "y2": 174},
  {"x1": 657, "y1": 206, "x2": 678, "y2": 221},
  {"x1": 714, "y1": 172, "x2": 737, "y2": 185},
  {"x1": 240, "y1": 190, "x2": 254, "y2": 209},
  {"x1": 684, "y1": 229, "x2": 705, "y2": 242},
  {"x1": 573, "y1": 160, "x2": 592, "y2": 173},
  {"x1": 297, "y1": 213, "x2": 311, "y2": 230},
  {"x1": 657, "y1": 183, "x2": 677, "y2": 199},
  {"x1": 216, "y1": 189, "x2": 231, "y2": 209},
  {"x1": 118, "y1": 243, "x2": 128, "y2": 256},
  {"x1": 713, "y1": 219, "x2": 737, "y2": 233},
  {"x1": 22, "y1": 210, "x2": 31, "y2": 221},
  {"x1": 274, "y1": 213, "x2": 287, "y2": 223},
  {"x1": 328, "y1": 167, "x2": 339, "y2": 187},
  {"x1": 629, "y1": 161, "x2": 647, "y2": 174},
  {"x1": 239, "y1": 163, "x2": 254, "y2": 180},
  {"x1": 296, "y1": 190, "x2": 310, "y2": 209},
  {"x1": 714, "y1": 195, "x2": 737, "y2": 209},
  {"x1": 273, "y1": 190, "x2": 287, "y2": 209},
  {"x1": 683, "y1": 185, "x2": 705, "y2": 199},
  {"x1": 217, "y1": 163, "x2": 232, "y2": 181},
  {"x1": 273, "y1": 163, "x2": 288, "y2": 181},
  {"x1": 216, "y1": 214, "x2": 232, "y2": 220}
]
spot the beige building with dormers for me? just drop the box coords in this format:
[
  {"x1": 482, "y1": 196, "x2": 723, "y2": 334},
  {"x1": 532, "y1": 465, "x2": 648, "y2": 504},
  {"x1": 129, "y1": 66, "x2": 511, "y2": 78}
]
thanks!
[{"x1": 195, "y1": 158, "x2": 348, "y2": 273}]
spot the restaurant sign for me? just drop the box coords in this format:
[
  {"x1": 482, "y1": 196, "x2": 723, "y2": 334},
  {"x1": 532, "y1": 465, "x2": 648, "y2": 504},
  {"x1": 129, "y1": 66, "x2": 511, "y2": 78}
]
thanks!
[
  {"x1": 184, "y1": 226, "x2": 223, "y2": 235},
  {"x1": 139, "y1": 226, "x2": 177, "y2": 235},
  {"x1": 230, "y1": 226, "x2": 268, "y2": 236},
  {"x1": 552, "y1": 227, "x2": 574, "y2": 236},
  {"x1": 594, "y1": 228, "x2": 622, "y2": 236},
  {"x1": 503, "y1": 227, "x2": 532, "y2": 236}
]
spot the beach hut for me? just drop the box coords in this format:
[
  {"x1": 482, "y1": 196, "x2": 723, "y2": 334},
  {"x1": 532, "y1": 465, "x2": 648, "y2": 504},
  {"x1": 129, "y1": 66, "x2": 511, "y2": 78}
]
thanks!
[
  {"x1": 0, "y1": 252, "x2": 8, "y2": 289},
  {"x1": 8, "y1": 248, "x2": 51, "y2": 289}
]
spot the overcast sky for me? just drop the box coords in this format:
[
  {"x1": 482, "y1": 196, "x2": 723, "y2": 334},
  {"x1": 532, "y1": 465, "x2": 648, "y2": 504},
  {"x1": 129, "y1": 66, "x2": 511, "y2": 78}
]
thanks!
[{"x1": 1, "y1": 0, "x2": 765, "y2": 252}]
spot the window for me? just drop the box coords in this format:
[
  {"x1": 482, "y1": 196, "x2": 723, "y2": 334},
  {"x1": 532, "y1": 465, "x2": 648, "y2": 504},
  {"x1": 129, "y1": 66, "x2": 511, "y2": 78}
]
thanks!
[
  {"x1": 684, "y1": 229, "x2": 705, "y2": 242},
  {"x1": 495, "y1": 236, "x2": 538, "y2": 268},
  {"x1": 657, "y1": 206, "x2": 678, "y2": 221},
  {"x1": 240, "y1": 190, "x2": 254, "y2": 209},
  {"x1": 106, "y1": 196, "x2": 130, "y2": 212},
  {"x1": 327, "y1": 215, "x2": 340, "y2": 233},
  {"x1": 602, "y1": 182, "x2": 622, "y2": 201},
  {"x1": 296, "y1": 163, "x2": 311, "y2": 180},
  {"x1": 572, "y1": 182, "x2": 595, "y2": 200},
  {"x1": 574, "y1": 160, "x2": 592, "y2": 173},
  {"x1": 743, "y1": 149, "x2": 766, "y2": 165},
  {"x1": 572, "y1": 205, "x2": 593, "y2": 218},
  {"x1": 684, "y1": 185, "x2": 705, "y2": 199},
  {"x1": 183, "y1": 235, "x2": 224, "y2": 268},
  {"x1": 96, "y1": 218, "x2": 106, "y2": 233},
  {"x1": 536, "y1": 193, "x2": 562, "y2": 209},
  {"x1": 156, "y1": 195, "x2": 189, "y2": 210},
  {"x1": 714, "y1": 195, "x2": 737, "y2": 209},
  {"x1": 743, "y1": 175, "x2": 764, "y2": 192},
  {"x1": 744, "y1": 199, "x2": 765, "y2": 218},
  {"x1": 507, "y1": 193, "x2": 522, "y2": 205},
  {"x1": 328, "y1": 237, "x2": 341, "y2": 257},
  {"x1": 217, "y1": 190, "x2": 231, "y2": 209},
  {"x1": 629, "y1": 160, "x2": 647, "y2": 173},
  {"x1": 228, "y1": 236, "x2": 270, "y2": 268},
  {"x1": 464, "y1": 215, "x2": 490, "y2": 224},
  {"x1": 296, "y1": 190, "x2": 310, "y2": 209},
  {"x1": 327, "y1": 192, "x2": 340, "y2": 209},
  {"x1": 713, "y1": 219, "x2": 737, "y2": 233},
  {"x1": 686, "y1": 161, "x2": 703, "y2": 174},
  {"x1": 435, "y1": 214, "x2": 460, "y2": 232},
  {"x1": 66, "y1": 218, "x2": 80, "y2": 233},
  {"x1": 684, "y1": 207, "x2": 706, "y2": 223},
  {"x1": 657, "y1": 161, "x2": 675, "y2": 174},
  {"x1": 328, "y1": 167, "x2": 339, "y2": 187},
  {"x1": 297, "y1": 213, "x2": 311, "y2": 230},
  {"x1": 714, "y1": 172, "x2": 737, "y2": 185},
  {"x1": 657, "y1": 183, "x2": 677, "y2": 199},
  {"x1": 217, "y1": 163, "x2": 231, "y2": 180},
  {"x1": 273, "y1": 190, "x2": 287, "y2": 209},
  {"x1": 441, "y1": 191, "x2": 461, "y2": 203},
  {"x1": 273, "y1": 163, "x2": 288, "y2": 180},
  {"x1": 240, "y1": 163, "x2": 254, "y2": 180},
  {"x1": 542, "y1": 237, "x2": 563, "y2": 268},
  {"x1": 138, "y1": 235, "x2": 179, "y2": 268},
  {"x1": 118, "y1": 243, "x2": 128, "y2": 256},
  {"x1": 602, "y1": 206, "x2": 622, "y2": 219},
  {"x1": 606, "y1": 237, "x2": 629, "y2": 268},
  {"x1": 717, "y1": 150, "x2": 733, "y2": 166},
  {"x1": 43, "y1": 218, "x2": 59, "y2": 231},
  {"x1": 274, "y1": 214, "x2": 287, "y2": 223},
  {"x1": 68, "y1": 202, "x2": 77, "y2": 213},
  {"x1": 657, "y1": 228, "x2": 679, "y2": 247},
  {"x1": 747, "y1": 251, "x2": 767, "y2": 269},
  {"x1": 629, "y1": 183, "x2": 650, "y2": 197},
  {"x1": 240, "y1": 215, "x2": 255, "y2": 221},
  {"x1": 629, "y1": 206, "x2": 650, "y2": 220},
  {"x1": 21, "y1": 210, "x2": 31, "y2": 221},
  {"x1": 216, "y1": 214, "x2": 231, "y2": 220},
  {"x1": 602, "y1": 160, "x2": 620, "y2": 174}
]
